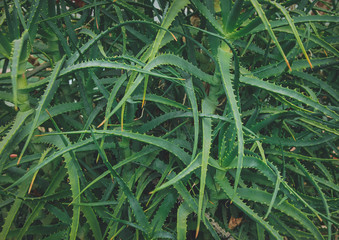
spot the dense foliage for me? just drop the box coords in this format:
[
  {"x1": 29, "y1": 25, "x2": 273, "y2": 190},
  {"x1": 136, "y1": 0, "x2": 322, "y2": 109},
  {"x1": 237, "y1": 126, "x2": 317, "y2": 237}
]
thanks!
[{"x1": 0, "y1": 0, "x2": 338, "y2": 239}]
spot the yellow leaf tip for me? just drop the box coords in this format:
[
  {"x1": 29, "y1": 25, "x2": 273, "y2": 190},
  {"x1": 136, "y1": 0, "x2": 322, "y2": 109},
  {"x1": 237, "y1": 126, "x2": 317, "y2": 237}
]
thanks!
[
  {"x1": 97, "y1": 119, "x2": 106, "y2": 128},
  {"x1": 195, "y1": 228, "x2": 200, "y2": 239},
  {"x1": 17, "y1": 156, "x2": 22, "y2": 165},
  {"x1": 170, "y1": 32, "x2": 177, "y2": 41}
]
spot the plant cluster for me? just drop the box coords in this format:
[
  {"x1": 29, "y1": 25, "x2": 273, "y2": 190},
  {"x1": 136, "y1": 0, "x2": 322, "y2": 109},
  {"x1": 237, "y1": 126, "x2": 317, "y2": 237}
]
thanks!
[{"x1": 0, "y1": 0, "x2": 338, "y2": 239}]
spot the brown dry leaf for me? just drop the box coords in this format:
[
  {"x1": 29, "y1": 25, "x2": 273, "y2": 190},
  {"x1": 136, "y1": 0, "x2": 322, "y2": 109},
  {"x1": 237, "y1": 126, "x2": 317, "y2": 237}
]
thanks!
[
  {"x1": 228, "y1": 216, "x2": 243, "y2": 230},
  {"x1": 190, "y1": 15, "x2": 200, "y2": 27}
]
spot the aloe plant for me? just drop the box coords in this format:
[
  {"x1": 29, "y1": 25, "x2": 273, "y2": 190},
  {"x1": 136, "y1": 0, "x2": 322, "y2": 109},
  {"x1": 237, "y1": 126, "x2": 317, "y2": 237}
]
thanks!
[{"x1": 0, "y1": 0, "x2": 338, "y2": 239}]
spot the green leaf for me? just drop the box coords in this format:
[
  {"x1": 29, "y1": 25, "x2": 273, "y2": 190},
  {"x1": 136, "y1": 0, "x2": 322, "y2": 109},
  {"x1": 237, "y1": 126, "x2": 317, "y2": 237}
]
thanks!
[
  {"x1": 152, "y1": 153, "x2": 202, "y2": 193},
  {"x1": 268, "y1": 1, "x2": 312, "y2": 68},
  {"x1": 218, "y1": 47, "x2": 244, "y2": 196},
  {"x1": 240, "y1": 76, "x2": 339, "y2": 120},
  {"x1": 10, "y1": 30, "x2": 29, "y2": 110},
  {"x1": 18, "y1": 56, "x2": 66, "y2": 164},
  {"x1": 0, "y1": 32, "x2": 11, "y2": 58},
  {"x1": 196, "y1": 98, "x2": 215, "y2": 237},
  {"x1": 225, "y1": 0, "x2": 244, "y2": 33},
  {"x1": 0, "y1": 179, "x2": 30, "y2": 239},
  {"x1": 191, "y1": 0, "x2": 224, "y2": 34},
  {"x1": 60, "y1": 60, "x2": 182, "y2": 81},
  {"x1": 216, "y1": 175, "x2": 283, "y2": 240},
  {"x1": 16, "y1": 167, "x2": 67, "y2": 240},
  {"x1": 249, "y1": 0, "x2": 291, "y2": 71},
  {"x1": 177, "y1": 201, "x2": 192, "y2": 240},
  {"x1": 237, "y1": 187, "x2": 325, "y2": 240},
  {"x1": 0, "y1": 109, "x2": 33, "y2": 168},
  {"x1": 89, "y1": 129, "x2": 151, "y2": 235}
]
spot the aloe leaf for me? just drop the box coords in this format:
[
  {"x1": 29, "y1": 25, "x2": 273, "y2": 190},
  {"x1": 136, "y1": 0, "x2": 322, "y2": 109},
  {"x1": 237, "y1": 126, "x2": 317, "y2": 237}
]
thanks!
[
  {"x1": 89, "y1": 129, "x2": 151, "y2": 235},
  {"x1": 152, "y1": 231, "x2": 175, "y2": 239},
  {"x1": 298, "y1": 118, "x2": 339, "y2": 136},
  {"x1": 16, "y1": 167, "x2": 67, "y2": 240},
  {"x1": 77, "y1": 99, "x2": 107, "y2": 142},
  {"x1": 137, "y1": 111, "x2": 192, "y2": 133},
  {"x1": 41, "y1": 13, "x2": 72, "y2": 58},
  {"x1": 139, "y1": 0, "x2": 189, "y2": 116},
  {"x1": 237, "y1": 187, "x2": 325, "y2": 240},
  {"x1": 263, "y1": 134, "x2": 336, "y2": 147},
  {"x1": 81, "y1": 206, "x2": 103, "y2": 240},
  {"x1": 18, "y1": 56, "x2": 66, "y2": 164},
  {"x1": 191, "y1": 0, "x2": 224, "y2": 34},
  {"x1": 145, "y1": 54, "x2": 215, "y2": 84},
  {"x1": 150, "y1": 191, "x2": 176, "y2": 234},
  {"x1": 264, "y1": 162, "x2": 281, "y2": 220},
  {"x1": 184, "y1": 77, "x2": 200, "y2": 160},
  {"x1": 38, "y1": 1, "x2": 106, "y2": 23},
  {"x1": 252, "y1": 57, "x2": 338, "y2": 79},
  {"x1": 218, "y1": 47, "x2": 244, "y2": 196},
  {"x1": 269, "y1": 1, "x2": 312, "y2": 68},
  {"x1": 267, "y1": 149, "x2": 338, "y2": 163},
  {"x1": 271, "y1": 156, "x2": 339, "y2": 193},
  {"x1": 72, "y1": 146, "x2": 156, "y2": 203},
  {"x1": 216, "y1": 175, "x2": 283, "y2": 240},
  {"x1": 79, "y1": 28, "x2": 107, "y2": 58},
  {"x1": 152, "y1": 153, "x2": 202, "y2": 194},
  {"x1": 72, "y1": 201, "x2": 117, "y2": 207},
  {"x1": 249, "y1": 0, "x2": 291, "y2": 71},
  {"x1": 151, "y1": 159, "x2": 221, "y2": 239},
  {"x1": 292, "y1": 159, "x2": 331, "y2": 239},
  {"x1": 274, "y1": 26, "x2": 339, "y2": 58},
  {"x1": 65, "y1": 20, "x2": 158, "y2": 66},
  {"x1": 0, "y1": 32, "x2": 12, "y2": 59},
  {"x1": 104, "y1": 214, "x2": 148, "y2": 234},
  {"x1": 96, "y1": 129, "x2": 191, "y2": 165},
  {"x1": 196, "y1": 98, "x2": 215, "y2": 237},
  {"x1": 10, "y1": 30, "x2": 30, "y2": 111},
  {"x1": 298, "y1": 57, "x2": 338, "y2": 71},
  {"x1": 3, "y1": 139, "x2": 89, "y2": 239},
  {"x1": 13, "y1": 0, "x2": 27, "y2": 30},
  {"x1": 26, "y1": 0, "x2": 42, "y2": 43},
  {"x1": 60, "y1": 60, "x2": 182, "y2": 81},
  {"x1": 249, "y1": 15, "x2": 339, "y2": 33},
  {"x1": 0, "y1": 179, "x2": 30, "y2": 239},
  {"x1": 44, "y1": 119, "x2": 81, "y2": 240},
  {"x1": 223, "y1": 154, "x2": 334, "y2": 225},
  {"x1": 225, "y1": 0, "x2": 244, "y2": 33},
  {"x1": 240, "y1": 76, "x2": 339, "y2": 120},
  {"x1": 150, "y1": 0, "x2": 189, "y2": 60},
  {"x1": 132, "y1": 94, "x2": 189, "y2": 111},
  {"x1": 113, "y1": 0, "x2": 153, "y2": 22},
  {"x1": 177, "y1": 201, "x2": 192, "y2": 240},
  {"x1": 0, "y1": 109, "x2": 33, "y2": 169},
  {"x1": 96, "y1": 74, "x2": 127, "y2": 160},
  {"x1": 291, "y1": 71, "x2": 339, "y2": 101},
  {"x1": 98, "y1": 53, "x2": 214, "y2": 128},
  {"x1": 45, "y1": 203, "x2": 71, "y2": 224},
  {"x1": 26, "y1": 0, "x2": 41, "y2": 31},
  {"x1": 27, "y1": 148, "x2": 52, "y2": 194},
  {"x1": 114, "y1": 4, "x2": 127, "y2": 54}
]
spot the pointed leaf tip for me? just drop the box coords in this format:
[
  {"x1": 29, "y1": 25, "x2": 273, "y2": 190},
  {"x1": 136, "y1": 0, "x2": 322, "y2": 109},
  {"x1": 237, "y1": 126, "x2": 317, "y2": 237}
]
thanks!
[
  {"x1": 17, "y1": 155, "x2": 22, "y2": 165},
  {"x1": 170, "y1": 32, "x2": 177, "y2": 41},
  {"x1": 284, "y1": 57, "x2": 292, "y2": 71},
  {"x1": 306, "y1": 57, "x2": 313, "y2": 69},
  {"x1": 97, "y1": 119, "x2": 106, "y2": 128},
  {"x1": 195, "y1": 226, "x2": 200, "y2": 239}
]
